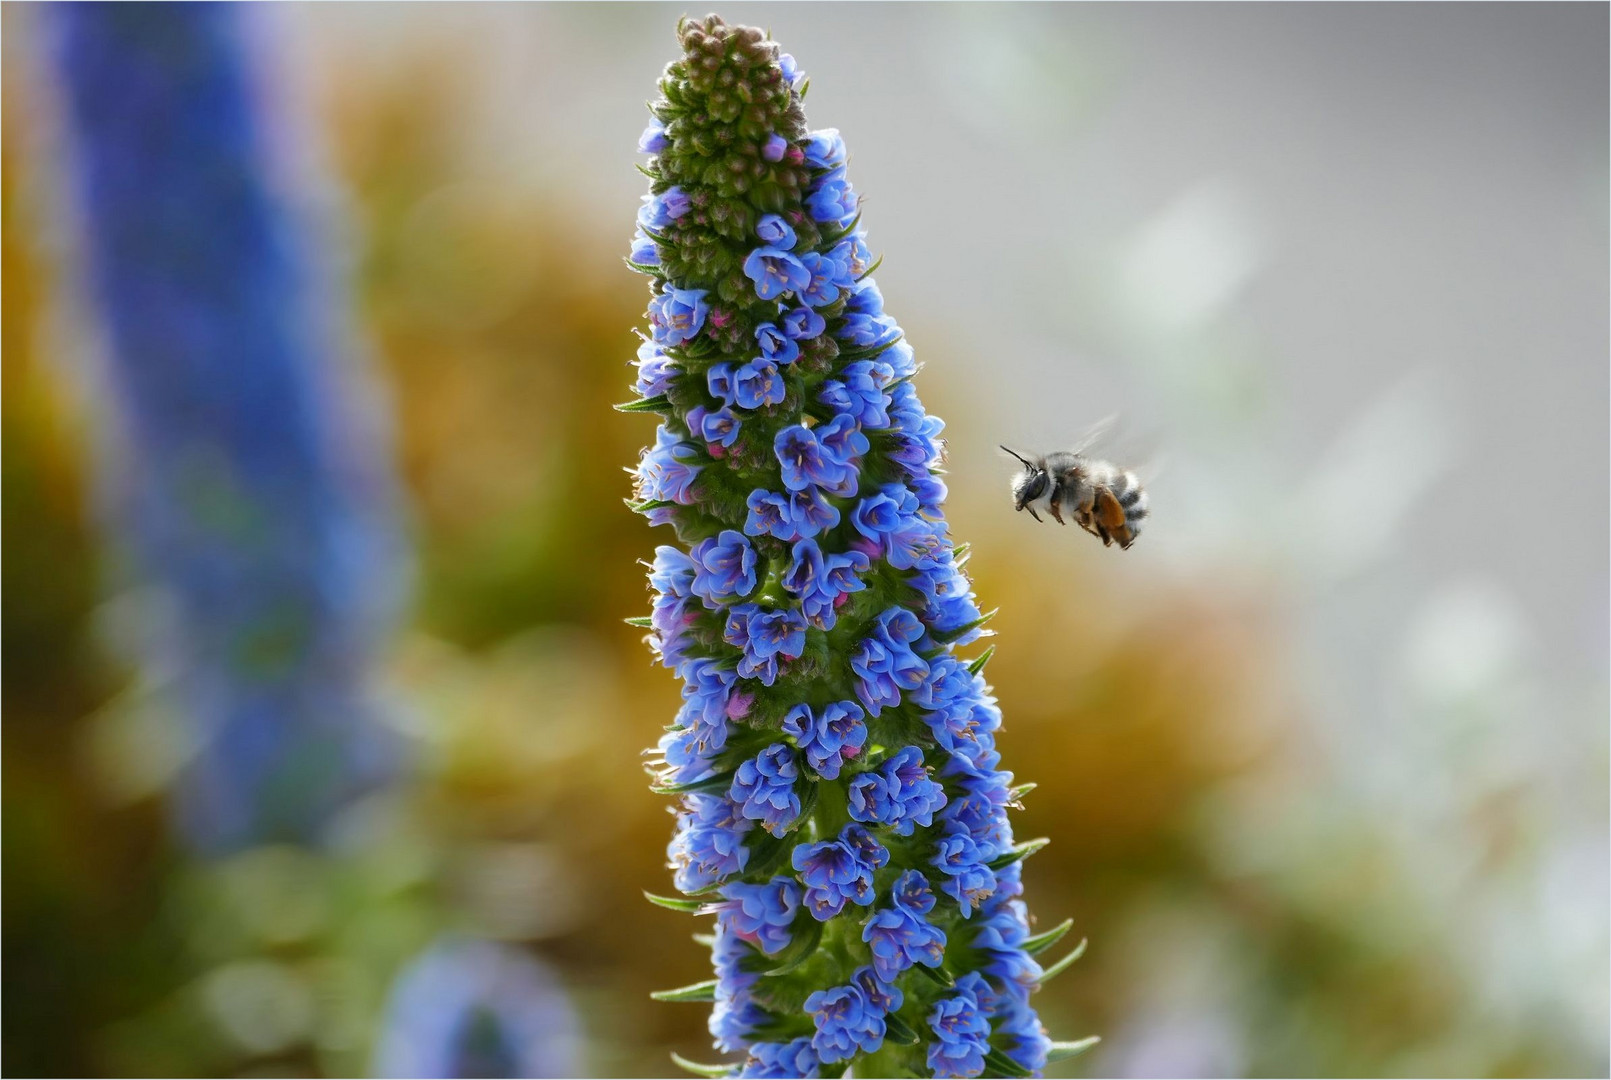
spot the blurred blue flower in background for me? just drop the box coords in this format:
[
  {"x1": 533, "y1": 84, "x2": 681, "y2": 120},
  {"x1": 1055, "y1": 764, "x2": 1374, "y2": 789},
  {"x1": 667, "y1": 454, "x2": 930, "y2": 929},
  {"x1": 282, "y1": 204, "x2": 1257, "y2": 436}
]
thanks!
[
  {"x1": 372, "y1": 938, "x2": 582, "y2": 1079},
  {"x1": 53, "y1": 1, "x2": 407, "y2": 854}
]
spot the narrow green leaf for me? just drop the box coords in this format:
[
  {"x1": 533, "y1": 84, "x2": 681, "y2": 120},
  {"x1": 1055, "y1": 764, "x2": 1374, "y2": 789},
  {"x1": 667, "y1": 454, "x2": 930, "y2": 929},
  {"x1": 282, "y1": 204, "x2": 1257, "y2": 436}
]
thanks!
[
  {"x1": 635, "y1": 162, "x2": 660, "y2": 181},
  {"x1": 819, "y1": 210, "x2": 862, "y2": 245},
  {"x1": 624, "y1": 616, "x2": 654, "y2": 628},
  {"x1": 1037, "y1": 938, "x2": 1088, "y2": 985},
  {"x1": 835, "y1": 334, "x2": 901, "y2": 363},
  {"x1": 856, "y1": 253, "x2": 884, "y2": 281},
  {"x1": 1022, "y1": 917, "x2": 1074, "y2": 956},
  {"x1": 967, "y1": 645, "x2": 996, "y2": 676},
  {"x1": 911, "y1": 962, "x2": 954, "y2": 988},
  {"x1": 933, "y1": 607, "x2": 997, "y2": 645},
  {"x1": 643, "y1": 891, "x2": 707, "y2": 913},
  {"x1": 625, "y1": 259, "x2": 664, "y2": 276},
  {"x1": 651, "y1": 770, "x2": 736, "y2": 797},
  {"x1": 988, "y1": 837, "x2": 1050, "y2": 871},
  {"x1": 984, "y1": 1047, "x2": 1033, "y2": 1078},
  {"x1": 640, "y1": 225, "x2": 671, "y2": 244},
  {"x1": 799, "y1": 77, "x2": 810, "y2": 99},
  {"x1": 670, "y1": 1052, "x2": 734, "y2": 1078},
  {"x1": 883, "y1": 1009, "x2": 921, "y2": 1045},
  {"x1": 651, "y1": 979, "x2": 719, "y2": 1003},
  {"x1": 1008, "y1": 782, "x2": 1037, "y2": 803},
  {"x1": 626, "y1": 498, "x2": 677, "y2": 514},
  {"x1": 615, "y1": 393, "x2": 671, "y2": 413},
  {"x1": 1044, "y1": 1037, "x2": 1101, "y2": 1063}
]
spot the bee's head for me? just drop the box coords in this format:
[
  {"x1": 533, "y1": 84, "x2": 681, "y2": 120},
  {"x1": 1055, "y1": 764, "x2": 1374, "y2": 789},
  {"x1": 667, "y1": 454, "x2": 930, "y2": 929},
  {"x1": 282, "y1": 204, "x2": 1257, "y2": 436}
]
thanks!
[{"x1": 1001, "y1": 446, "x2": 1048, "y2": 511}]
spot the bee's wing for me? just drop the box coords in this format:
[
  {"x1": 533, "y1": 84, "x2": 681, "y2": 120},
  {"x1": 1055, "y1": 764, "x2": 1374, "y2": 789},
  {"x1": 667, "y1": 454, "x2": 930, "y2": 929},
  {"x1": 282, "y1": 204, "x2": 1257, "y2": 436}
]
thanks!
[{"x1": 1067, "y1": 414, "x2": 1119, "y2": 457}]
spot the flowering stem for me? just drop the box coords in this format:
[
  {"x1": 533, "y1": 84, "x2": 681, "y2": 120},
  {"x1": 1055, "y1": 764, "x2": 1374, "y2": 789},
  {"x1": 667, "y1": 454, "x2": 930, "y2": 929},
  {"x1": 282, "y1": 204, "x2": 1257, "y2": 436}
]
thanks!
[{"x1": 625, "y1": 16, "x2": 1089, "y2": 1078}]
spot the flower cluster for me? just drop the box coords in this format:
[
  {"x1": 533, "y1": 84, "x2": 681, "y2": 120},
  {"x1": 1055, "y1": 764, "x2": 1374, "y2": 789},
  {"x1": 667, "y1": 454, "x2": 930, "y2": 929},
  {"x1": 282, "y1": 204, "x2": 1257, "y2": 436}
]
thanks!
[
  {"x1": 53, "y1": 2, "x2": 405, "y2": 854},
  {"x1": 626, "y1": 16, "x2": 1087, "y2": 1078}
]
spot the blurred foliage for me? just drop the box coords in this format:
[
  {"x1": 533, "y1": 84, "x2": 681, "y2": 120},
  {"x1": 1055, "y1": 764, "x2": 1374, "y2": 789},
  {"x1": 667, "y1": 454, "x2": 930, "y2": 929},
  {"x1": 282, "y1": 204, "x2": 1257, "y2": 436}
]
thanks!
[{"x1": 2, "y1": 18, "x2": 1601, "y2": 1080}]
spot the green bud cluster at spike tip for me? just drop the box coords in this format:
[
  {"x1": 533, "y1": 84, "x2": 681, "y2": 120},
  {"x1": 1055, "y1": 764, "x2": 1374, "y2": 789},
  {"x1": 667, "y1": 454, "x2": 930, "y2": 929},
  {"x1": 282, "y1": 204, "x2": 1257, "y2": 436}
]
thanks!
[{"x1": 622, "y1": 16, "x2": 1094, "y2": 1079}]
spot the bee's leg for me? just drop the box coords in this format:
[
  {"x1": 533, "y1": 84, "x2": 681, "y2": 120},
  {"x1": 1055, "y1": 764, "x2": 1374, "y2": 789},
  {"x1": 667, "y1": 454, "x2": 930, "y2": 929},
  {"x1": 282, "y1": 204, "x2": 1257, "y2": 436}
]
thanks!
[
  {"x1": 1096, "y1": 523, "x2": 1113, "y2": 546},
  {"x1": 1045, "y1": 479, "x2": 1066, "y2": 525},
  {"x1": 1025, "y1": 506, "x2": 1042, "y2": 522}
]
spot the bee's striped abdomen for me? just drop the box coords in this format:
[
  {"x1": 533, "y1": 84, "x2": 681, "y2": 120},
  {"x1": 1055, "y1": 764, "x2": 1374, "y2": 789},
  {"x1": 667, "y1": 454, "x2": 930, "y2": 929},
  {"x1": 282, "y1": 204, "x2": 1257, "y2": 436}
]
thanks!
[{"x1": 1110, "y1": 469, "x2": 1148, "y2": 546}]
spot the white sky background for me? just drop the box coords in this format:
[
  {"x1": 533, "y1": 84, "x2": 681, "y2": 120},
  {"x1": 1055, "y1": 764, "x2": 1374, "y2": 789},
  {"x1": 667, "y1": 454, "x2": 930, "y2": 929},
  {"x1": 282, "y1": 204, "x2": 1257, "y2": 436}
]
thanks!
[{"x1": 279, "y1": 2, "x2": 1609, "y2": 1069}]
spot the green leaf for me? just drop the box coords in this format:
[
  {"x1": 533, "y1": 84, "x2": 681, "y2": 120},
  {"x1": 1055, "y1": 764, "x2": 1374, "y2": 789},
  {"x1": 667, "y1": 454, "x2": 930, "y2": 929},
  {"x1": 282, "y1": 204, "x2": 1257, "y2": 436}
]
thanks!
[
  {"x1": 988, "y1": 837, "x2": 1050, "y2": 871},
  {"x1": 911, "y1": 962, "x2": 954, "y2": 988},
  {"x1": 615, "y1": 394, "x2": 672, "y2": 413},
  {"x1": 820, "y1": 210, "x2": 862, "y2": 245},
  {"x1": 759, "y1": 915, "x2": 823, "y2": 978},
  {"x1": 651, "y1": 770, "x2": 736, "y2": 797},
  {"x1": 967, "y1": 645, "x2": 996, "y2": 676},
  {"x1": 670, "y1": 1052, "x2": 734, "y2": 1078},
  {"x1": 983, "y1": 1048, "x2": 1033, "y2": 1078},
  {"x1": 1024, "y1": 915, "x2": 1076, "y2": 960},
  {"x1": 856, "y1": 253, "x2": 884, "y2": 281},
  {"x1": 881, "y1": 1009, "x2": 921, "y2": 1045},
  {"x1": 934, "y1": 607, "x2": 998, "y2": 645},
  {"x1": 1022, "y1": 917, "x2": 1074, "y2": 956},
  {"x1": 835, "y1": 334, "x2": 902, "y2": 364},
  {"x1": 624, "y1": 616, "x2": 654, "y2": 628},
  {"x1": 1008, "y1": 782, "x2": 1037, "y2": 803},
  {"x1": 1045, "y1": 1037, "x2": 1101, "y2": 1063},
  {"x1": 1037, "y1": 938, "x2": 1088, "y2": 985},
  {"x1": 625, "y1": 259, "x2": 664, "y2": 276},
  {"x1": 643, "y1": 891, "x2": 708, "y2": 913},
  {"x1": 651, "y1": 979, "x2": 719, "y2": 1003},
  {"x1": 635, "y1": 162, "x2": 661, "y2": 181}
]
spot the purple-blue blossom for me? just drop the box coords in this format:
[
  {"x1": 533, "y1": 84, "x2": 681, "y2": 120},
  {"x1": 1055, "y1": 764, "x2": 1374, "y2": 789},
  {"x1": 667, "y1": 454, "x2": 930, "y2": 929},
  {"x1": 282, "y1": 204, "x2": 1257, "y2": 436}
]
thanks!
[
  {"x1": 669, "y1": 794, "x2": 751, "y2": 892},
  {"x1": 720, "y1": 876, "x2": 801, "y2": 955},
  {"x1": 639, "y1": 118, "x2": 670, "y2": 154},
  {"x1": 931, "y1": 820, "x2": 998, "y2": 916},
  {"x1": 730, "y1": 743, "x2": 802, "y2": 836},
  {"x1": 820, "y1": 360, "x2": 893, "y2": 429},
  {"x1": 806, "y1": 175, "x2": 858, "y2": 225},
  {"x1": 805, "y1": 983, "x2": 885, "y2": 1064},
  {"x1": 782, "y1": 539, "x2": 869, "y2": 631},
  {"x1": 743, "y1": 246, "x2": 812, "y2": 301},
  {"x1": 781, "y1": 698, "x2": 868, "y2": 780},
  {"x1": 754, "y1": 322, "x2": 800, "y2": 364},
  {"x1": 848, "y1": 746, "x2": 947, "y2": 835},
  {"x1": 927, "y1": 973, "x2": 994, "y2": 1079},
  {"x1": 781, "y1": 305, "x2": 826, "y2": 341},
  {"x1": 740, "y1": 1039, "x2": 819, "y2": 1079},
  {"x1": 861, "y1": 870, "x2": 947, "y2": 983},
  {"x1": 647, "y1": 286, "x2": 708, "y2": 346},
  {"x1": 689, "y1": 530, "x2": 757, "y2": 606},
  {"x1": 791, "y1": 823, "x2": 882, "y2": 919},
  {"x1": 774, "y1": 424, "x2": 855, "y2": 495},
  {"x1": 744, "y1": 487, "x2": 840, "y2": 542},
  {"x1": 756, "y1": 213, "x2": 795, "y2": 249},
  {"x1": 798, "y1": 250, "x2": 846, "y2": 308},
  {"x1": 733, "y1": 359, "x2": 786, "y2": 410},
  {"x1": 805, "y1": 127, "x2": 847, "y2": 172}
]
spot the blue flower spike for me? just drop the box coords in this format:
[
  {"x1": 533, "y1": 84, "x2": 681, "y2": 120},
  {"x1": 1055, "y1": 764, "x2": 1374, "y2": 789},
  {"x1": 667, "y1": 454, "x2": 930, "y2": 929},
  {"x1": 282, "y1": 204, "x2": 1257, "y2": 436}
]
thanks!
[{"x1": 623, "y1": 16, "x2": 1091, "y2": 1078}]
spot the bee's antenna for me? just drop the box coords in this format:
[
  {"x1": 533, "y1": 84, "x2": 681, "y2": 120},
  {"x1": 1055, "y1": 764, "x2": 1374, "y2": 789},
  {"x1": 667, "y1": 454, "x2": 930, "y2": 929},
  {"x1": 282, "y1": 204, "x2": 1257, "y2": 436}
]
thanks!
[{"x1": 999, "y1": 445, "x2": 1034, "y2": 468}]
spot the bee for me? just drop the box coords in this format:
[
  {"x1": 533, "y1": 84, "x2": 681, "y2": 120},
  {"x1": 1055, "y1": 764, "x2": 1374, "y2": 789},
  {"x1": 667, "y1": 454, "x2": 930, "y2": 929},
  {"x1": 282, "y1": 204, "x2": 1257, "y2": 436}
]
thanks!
[{"x1": 1001, "y1": 436, "x2": 1149, "y2": 550}]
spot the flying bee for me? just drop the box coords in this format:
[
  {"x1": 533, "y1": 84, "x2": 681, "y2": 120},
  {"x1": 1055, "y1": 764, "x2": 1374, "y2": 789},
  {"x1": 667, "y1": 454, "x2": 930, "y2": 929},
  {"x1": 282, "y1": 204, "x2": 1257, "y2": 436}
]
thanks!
[{"x1": 1001, "y1": 436, "x2": 1150, "y2": 550}]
